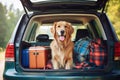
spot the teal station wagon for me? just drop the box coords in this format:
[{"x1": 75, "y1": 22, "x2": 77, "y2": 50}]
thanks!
[{"x1": 3, "y1": 0, "x2": 120, "y2": 80}]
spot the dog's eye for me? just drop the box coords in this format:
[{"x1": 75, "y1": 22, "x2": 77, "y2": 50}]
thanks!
[
  {"x1": 58, "y1": 26, "x2": 60, "y2": 28},
  {"x1": 65, "y1": 26, "x2": 67, "y2": 28}
]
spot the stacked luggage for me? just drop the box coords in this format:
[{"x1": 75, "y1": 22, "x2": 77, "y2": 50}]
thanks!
[
  {"x1": 21, "y1": 46, "x2": 51, "y2": 69},
  {"x1": 74, "y1": 37, "x2": 107, "y2": 69}
]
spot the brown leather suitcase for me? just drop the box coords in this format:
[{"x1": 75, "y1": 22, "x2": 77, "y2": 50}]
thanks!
[{"x1": 29, "y1": 46, "x2": 51, "y2": 69}]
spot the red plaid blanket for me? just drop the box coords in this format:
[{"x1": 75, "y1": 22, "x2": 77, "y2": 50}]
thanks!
[{"x1": 89, "y1": 39, "x2": 107, "y2": 66}]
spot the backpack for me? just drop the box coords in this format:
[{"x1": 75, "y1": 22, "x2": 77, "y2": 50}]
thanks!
[{"x1": 74, "y1": 37, "x2": 91, "y2": 62}]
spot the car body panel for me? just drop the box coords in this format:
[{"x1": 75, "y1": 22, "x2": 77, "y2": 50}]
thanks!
[{"x1": 3, "y1": 62, "x2": 120, "y2": 80}]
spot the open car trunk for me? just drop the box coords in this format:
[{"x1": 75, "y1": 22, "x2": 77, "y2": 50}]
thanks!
[
  {"x1": 20, "y1": 0, "x2": 108, "y2": 12},
  {"x1": 18, "y1": 13, "x2": 110, "y2": 72}
]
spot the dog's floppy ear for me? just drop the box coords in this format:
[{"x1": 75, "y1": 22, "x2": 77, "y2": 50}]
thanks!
[
  {"x1": 51, "y1": 22, "x2": 57, "y2": 36},
  {"x1": 68, "y1": 22, "x2": 74, "y2": 34}
]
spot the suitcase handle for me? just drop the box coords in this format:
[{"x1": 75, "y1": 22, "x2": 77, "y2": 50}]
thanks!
[{"x1": 33, "y1": 52, "x2": 39, "y2": 55}]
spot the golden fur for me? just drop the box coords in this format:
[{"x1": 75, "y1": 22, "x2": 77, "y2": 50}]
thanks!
[{"x1": 50, "y1": 21, "x2": 74, "y2": 69}]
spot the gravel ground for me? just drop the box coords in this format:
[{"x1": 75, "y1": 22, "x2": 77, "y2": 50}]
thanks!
[
  {"x1": 0, "y1": 60, "x2": 4, "y2": 80},
  {"x1": 0, "y1": 52, "x2": 5, "y2": 80}
]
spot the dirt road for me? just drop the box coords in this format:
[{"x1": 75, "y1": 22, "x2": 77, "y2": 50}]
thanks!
[
  {"x1": 0, "y1": 60, "x2": 4, "y2": 80},
  {"x1": 0, "y1": 52, "x2": 5, "y2": 80}
]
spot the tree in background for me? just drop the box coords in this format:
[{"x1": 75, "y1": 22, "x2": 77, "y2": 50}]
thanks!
[
  {"x1": 0, "y1": 3, "x2": 8, "y2": 48},
  {"x1": 107, "y1": 0, "x2": 120, "y2": 39},
  {"x1": 6, "y1": 4, "x2": 23, "y2": 41},
  {"x1": 0, "y1": 2, "x2": 23, "y2": 48}
]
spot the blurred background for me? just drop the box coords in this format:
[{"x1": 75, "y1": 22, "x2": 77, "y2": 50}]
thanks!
[{"x1": 0, "y1": 0, "x2": 120, "y2": 54}]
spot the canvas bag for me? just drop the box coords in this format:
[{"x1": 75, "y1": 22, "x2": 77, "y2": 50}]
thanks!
[{"x1": 74, "y1": 37, "x2": 91, "y2": 62}]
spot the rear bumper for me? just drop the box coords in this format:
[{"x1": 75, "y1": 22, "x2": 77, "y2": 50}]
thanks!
[
  {"x1": 3, "y1": 62, "x2": 120, "y2": 80},
  {"x1": 3, "y1": 68, "x2": 120, "y2": 80}
]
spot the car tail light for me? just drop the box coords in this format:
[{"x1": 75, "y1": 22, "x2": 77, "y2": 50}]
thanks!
[
  {"x1": 5, "y1": 43, "x2": 14, "y2": 61},
  {"x1": 114, "y1": 42, "x2": 120, "y2": 60}
]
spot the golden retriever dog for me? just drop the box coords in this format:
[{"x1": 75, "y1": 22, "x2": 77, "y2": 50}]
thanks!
[{"x1": 50, "y1": 21, "x2": 74, "y2": 69}]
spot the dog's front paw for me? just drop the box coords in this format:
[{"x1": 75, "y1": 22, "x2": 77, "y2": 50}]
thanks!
[
  {"x1": 52, "y1": 59, "x2": 59, "y2": 69},
  {"x1": 65, "y1": 62, "x2": 73, "y2": 69},
  {"x1": 65, "y1": 65, "x2": 71, "y2": 69},
  {"x1": 53, "y1": 66, "x2": 59, "y2": 69}
]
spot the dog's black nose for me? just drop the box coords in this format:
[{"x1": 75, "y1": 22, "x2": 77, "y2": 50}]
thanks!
[{"x1": 61, "y1": 30, "x2": 64, "y2": 36}]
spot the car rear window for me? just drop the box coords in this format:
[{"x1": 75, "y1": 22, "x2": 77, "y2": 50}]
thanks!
[{"x1": 23, "y1": 23, "x2": 86, "y2": 42}]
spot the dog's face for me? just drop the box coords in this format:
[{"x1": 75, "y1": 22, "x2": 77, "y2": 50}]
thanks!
[{"x1": 51, "y1": 21, "x2": 74, "y2": 41}]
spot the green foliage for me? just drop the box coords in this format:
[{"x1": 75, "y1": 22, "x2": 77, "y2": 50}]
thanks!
[
  {"x1": 107, "y1": 0, "x2": 120, "y2": 39},
  {"x1": 0, "y1": 2, "x2": 23, "y2": 48},
  {"x1": 0, "y1": 3, "x2": 8, "y2": 48}
]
